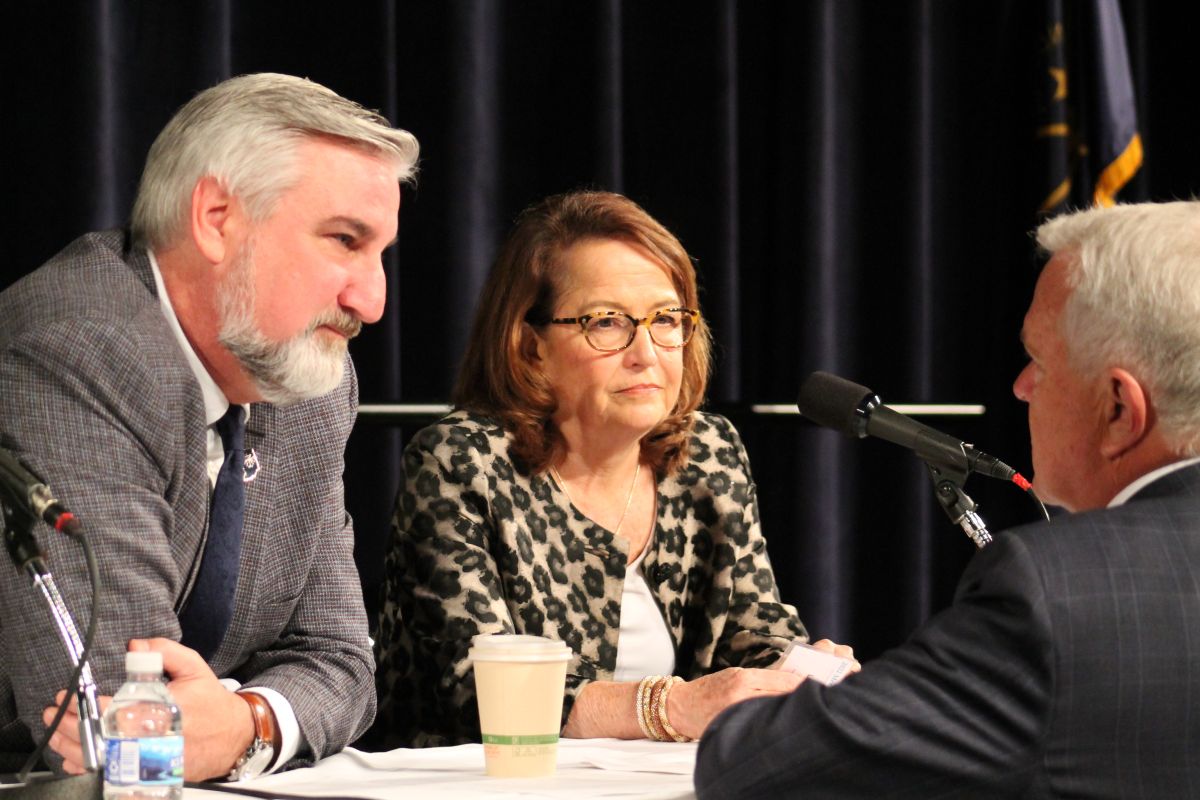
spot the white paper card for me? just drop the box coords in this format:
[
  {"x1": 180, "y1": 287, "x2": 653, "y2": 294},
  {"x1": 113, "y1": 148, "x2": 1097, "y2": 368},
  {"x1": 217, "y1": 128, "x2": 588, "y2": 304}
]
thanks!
[{"x1": 773, "y1": 640, "x2": 853, "y2": 686}]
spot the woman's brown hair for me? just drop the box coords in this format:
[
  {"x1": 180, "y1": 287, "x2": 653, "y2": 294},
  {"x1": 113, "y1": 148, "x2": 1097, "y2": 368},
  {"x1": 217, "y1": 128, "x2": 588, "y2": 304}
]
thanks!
[{"x1": 452, "y1": 190, "x2": 712, "y2": 476}]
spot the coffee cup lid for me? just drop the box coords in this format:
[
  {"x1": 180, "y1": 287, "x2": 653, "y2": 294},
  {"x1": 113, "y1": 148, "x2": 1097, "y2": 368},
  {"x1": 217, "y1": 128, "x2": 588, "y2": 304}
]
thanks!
[{"x1": 468, "y1": 634, "x2": 572, "y2": 663}]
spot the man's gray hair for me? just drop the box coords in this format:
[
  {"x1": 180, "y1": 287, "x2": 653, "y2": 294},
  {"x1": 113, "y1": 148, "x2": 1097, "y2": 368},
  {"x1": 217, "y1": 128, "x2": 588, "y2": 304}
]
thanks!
[
  {"x1": 131, "y1": 73, "x2": 419, "y2": 250},
  {"x1": 1038, "y1": 200, "x2": 1200, "y2": 456}
]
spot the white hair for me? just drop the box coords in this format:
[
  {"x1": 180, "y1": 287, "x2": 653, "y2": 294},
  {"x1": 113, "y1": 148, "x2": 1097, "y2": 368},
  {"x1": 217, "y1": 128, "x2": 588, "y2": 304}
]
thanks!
[
  {"x1": 1037, "y1": 200, "x2": 1200, "y2": 456},
  {"x1": 131, "y1": 72, "x2": 419, "y2": 250}
]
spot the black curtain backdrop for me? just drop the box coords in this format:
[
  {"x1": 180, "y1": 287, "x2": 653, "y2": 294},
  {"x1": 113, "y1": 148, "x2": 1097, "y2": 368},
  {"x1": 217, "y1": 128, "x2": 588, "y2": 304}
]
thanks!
[{"x1": 5, "y1": 1, "x2": 1199, "y2": 661}]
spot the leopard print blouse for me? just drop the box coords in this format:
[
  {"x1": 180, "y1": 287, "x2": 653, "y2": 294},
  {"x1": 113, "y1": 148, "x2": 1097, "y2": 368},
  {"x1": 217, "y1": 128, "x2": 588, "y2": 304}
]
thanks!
[{"x1": 372, "y1": 410, "x2": 808, "y2": 748}]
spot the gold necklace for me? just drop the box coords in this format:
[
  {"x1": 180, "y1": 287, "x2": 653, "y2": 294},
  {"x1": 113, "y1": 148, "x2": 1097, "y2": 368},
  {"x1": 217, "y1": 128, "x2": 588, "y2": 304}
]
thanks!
[{"x1": 550, "y1": 461, "x2": 642, "y2": 536}]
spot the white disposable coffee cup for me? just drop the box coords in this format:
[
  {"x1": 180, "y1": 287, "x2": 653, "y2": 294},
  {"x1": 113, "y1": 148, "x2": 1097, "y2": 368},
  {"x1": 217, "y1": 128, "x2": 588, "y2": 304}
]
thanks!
[{"x1": 468, "y1": 634, "x2": 572, "y2": 777}]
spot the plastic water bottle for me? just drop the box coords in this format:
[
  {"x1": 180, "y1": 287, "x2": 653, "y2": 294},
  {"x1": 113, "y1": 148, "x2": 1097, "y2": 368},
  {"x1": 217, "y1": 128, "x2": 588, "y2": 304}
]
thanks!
[{"x1": 102, "y1": 651, "x2": 183, "y2": 800}]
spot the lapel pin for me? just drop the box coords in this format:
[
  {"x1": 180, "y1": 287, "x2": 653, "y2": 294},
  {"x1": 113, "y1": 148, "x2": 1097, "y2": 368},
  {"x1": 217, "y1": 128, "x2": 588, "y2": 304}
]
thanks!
[{"x1": 243, "y1": 449, "x2": 260, "y2": 484}]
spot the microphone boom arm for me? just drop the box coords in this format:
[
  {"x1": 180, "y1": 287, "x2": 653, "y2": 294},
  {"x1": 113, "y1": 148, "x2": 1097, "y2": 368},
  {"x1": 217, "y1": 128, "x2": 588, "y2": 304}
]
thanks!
[
  {"x1": 2, "y1": 502, "x2": 104, "y2": 772},
  {"x1": 30, "y1": 562, "x2": 105, "y2": 771}
]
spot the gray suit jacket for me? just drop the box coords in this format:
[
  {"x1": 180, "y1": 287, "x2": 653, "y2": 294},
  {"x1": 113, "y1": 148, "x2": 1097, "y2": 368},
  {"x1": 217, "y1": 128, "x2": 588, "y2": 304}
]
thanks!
[
  {"x1": 0, "y1": 231, "x2": 374, "y2": 770},
  {"x1": 696, "y1": 463, "x2": 1200, "y2": 799}
]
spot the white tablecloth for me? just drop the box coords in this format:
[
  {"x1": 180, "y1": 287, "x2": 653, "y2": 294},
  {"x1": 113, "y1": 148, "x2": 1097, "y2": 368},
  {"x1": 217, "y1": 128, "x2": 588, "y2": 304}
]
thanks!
[{"x1": 186, "y1": 739, "x2": 698, "y2": 800}]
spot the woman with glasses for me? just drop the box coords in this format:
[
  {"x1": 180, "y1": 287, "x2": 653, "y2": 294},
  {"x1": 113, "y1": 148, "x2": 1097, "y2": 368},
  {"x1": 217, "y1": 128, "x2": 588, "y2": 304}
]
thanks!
[{"x1": 373, "y1": 190, "x2": 852, "y2": 747}]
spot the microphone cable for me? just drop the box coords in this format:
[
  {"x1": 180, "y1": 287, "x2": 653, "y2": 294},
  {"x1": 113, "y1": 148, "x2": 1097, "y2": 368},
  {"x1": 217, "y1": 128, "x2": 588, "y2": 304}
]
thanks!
[{"x1": 1010, "y1": 472, "x2": 1051, "y2": 521}]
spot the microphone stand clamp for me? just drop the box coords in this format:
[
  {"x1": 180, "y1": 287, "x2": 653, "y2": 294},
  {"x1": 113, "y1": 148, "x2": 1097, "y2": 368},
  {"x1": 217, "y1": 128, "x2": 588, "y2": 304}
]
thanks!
[{"x1": 923, "y1": 460, "x2": 993, "y2": 548}]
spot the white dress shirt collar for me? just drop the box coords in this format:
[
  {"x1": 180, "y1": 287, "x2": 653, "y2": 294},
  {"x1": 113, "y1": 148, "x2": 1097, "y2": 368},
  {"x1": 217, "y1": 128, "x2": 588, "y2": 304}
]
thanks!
[
  {"x1": 1108, "y1": 457, "x2": 1200, "y2": 508},
  {"x1": 147, "y1": 250, "x2": 236, "y2": 427}
]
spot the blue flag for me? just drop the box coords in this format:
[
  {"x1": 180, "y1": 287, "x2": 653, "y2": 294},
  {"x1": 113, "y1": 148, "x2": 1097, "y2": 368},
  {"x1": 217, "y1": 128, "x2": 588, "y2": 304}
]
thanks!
[{"x1": 1037, "y1": 0, "x2": 1142, "y2": 213}]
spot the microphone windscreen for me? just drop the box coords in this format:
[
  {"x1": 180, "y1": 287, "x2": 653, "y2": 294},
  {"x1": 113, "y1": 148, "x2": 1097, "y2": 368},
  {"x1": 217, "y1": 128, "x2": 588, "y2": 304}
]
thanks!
[{"x1": 796, "y1": 371, "x2": 876, "y2": 435}]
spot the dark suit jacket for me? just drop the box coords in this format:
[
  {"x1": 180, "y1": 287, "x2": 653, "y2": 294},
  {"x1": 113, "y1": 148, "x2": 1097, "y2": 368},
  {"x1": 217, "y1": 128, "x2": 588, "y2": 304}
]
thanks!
[
  {"x1": 0, "y1": 231, "x2": 374, "y2": 769},
  {"x1": 696, "y1": 463, "x2": 1200, "y2": 799}
]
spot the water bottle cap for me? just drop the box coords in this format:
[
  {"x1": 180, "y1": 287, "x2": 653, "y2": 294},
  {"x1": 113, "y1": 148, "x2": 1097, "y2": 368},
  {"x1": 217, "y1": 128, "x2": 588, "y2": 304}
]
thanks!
[{"x1": 125, "y1": 650, "x2": 163, "y2": 675}]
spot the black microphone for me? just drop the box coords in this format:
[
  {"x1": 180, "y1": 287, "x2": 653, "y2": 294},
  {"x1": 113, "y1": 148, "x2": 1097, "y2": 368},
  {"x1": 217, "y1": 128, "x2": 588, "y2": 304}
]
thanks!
[
  {"x1": 796, "y1": 371, "x2": 1019, "y2": 483},
  {"x1": 0, "y1": 447, "x2": 82, "y2": 537}
]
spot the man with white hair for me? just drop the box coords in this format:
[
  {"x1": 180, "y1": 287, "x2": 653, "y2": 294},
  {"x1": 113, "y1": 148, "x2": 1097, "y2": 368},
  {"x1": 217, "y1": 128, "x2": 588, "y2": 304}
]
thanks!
[
  {"x1": 0, "y1": 73, "x2": 418, "y2": 780},
  {"x1": 695, "y1": 200, "x2": 1200, "y2": 798}
]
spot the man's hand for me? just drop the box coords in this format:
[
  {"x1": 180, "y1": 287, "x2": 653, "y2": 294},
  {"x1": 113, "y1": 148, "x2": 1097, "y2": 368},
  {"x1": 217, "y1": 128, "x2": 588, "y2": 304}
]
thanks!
[
  {"x1": 131, "y1": 638, "x2": 255, "y2": 780},
  {"x1": 44, "y1": 638, "x2": 256, "y2": 781},
  {"x1": 42, "y1": 692, "x2": 110, "y2": 775}
]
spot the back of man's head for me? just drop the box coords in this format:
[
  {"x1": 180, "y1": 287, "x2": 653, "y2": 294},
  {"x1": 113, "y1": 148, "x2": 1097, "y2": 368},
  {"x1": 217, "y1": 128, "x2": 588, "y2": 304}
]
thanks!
[
  {"x1": 130, "y1": 72, "x2": 419, "y2": 252},
  {"x1": 1037, "y1": 200, "x2": 1200, "y2": 457}
]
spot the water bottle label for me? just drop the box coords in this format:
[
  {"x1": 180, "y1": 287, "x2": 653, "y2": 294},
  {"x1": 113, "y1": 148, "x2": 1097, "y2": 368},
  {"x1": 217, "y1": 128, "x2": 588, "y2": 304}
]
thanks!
[{"x1": 104, "y1": 736, "x2": 184, "y2": 786}]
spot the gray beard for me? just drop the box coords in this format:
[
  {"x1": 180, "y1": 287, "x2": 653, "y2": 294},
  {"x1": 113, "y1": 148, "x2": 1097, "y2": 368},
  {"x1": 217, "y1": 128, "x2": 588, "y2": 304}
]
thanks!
[{"x1": 215, "y1": 242, "x2": 360, "y2": 406}]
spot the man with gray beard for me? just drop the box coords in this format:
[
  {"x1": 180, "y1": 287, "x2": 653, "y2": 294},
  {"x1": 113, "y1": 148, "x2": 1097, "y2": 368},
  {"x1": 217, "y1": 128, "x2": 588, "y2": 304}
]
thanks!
[{"x1": 0, "y1": 73, "x2": 418, "y2": 781}]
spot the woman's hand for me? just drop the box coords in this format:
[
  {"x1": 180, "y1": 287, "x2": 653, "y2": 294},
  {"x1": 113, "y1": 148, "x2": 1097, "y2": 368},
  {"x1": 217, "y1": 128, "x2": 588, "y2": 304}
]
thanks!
[
  {"x1": 808, "y1": 638, "x2": 862, "y2": 673},
  {"x1": 666, "y1": 667, "x2": 803, "y2": 740}
]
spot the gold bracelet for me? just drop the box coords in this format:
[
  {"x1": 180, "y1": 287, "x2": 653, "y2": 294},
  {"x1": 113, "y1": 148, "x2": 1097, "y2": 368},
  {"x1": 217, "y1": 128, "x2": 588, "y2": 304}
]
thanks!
[
  {"x1": 657, "y1": 676, "x2": 690, "y2": 742},
  {"x1": 635, "y1": 676, "x2": 658, "y2": 740},
  {"x1": 644, "y1": 676, "x2": 669, "y2": 741},
  {"x1": 647, "y1": 677, "x2": 670, "y2": 741}
]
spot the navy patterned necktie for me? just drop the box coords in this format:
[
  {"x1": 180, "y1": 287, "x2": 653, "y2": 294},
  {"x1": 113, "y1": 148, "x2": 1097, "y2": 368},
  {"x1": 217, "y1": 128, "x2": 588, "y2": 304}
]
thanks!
[{"x1": 179, "y1": 405, "x2": 246, "y2": 661}]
